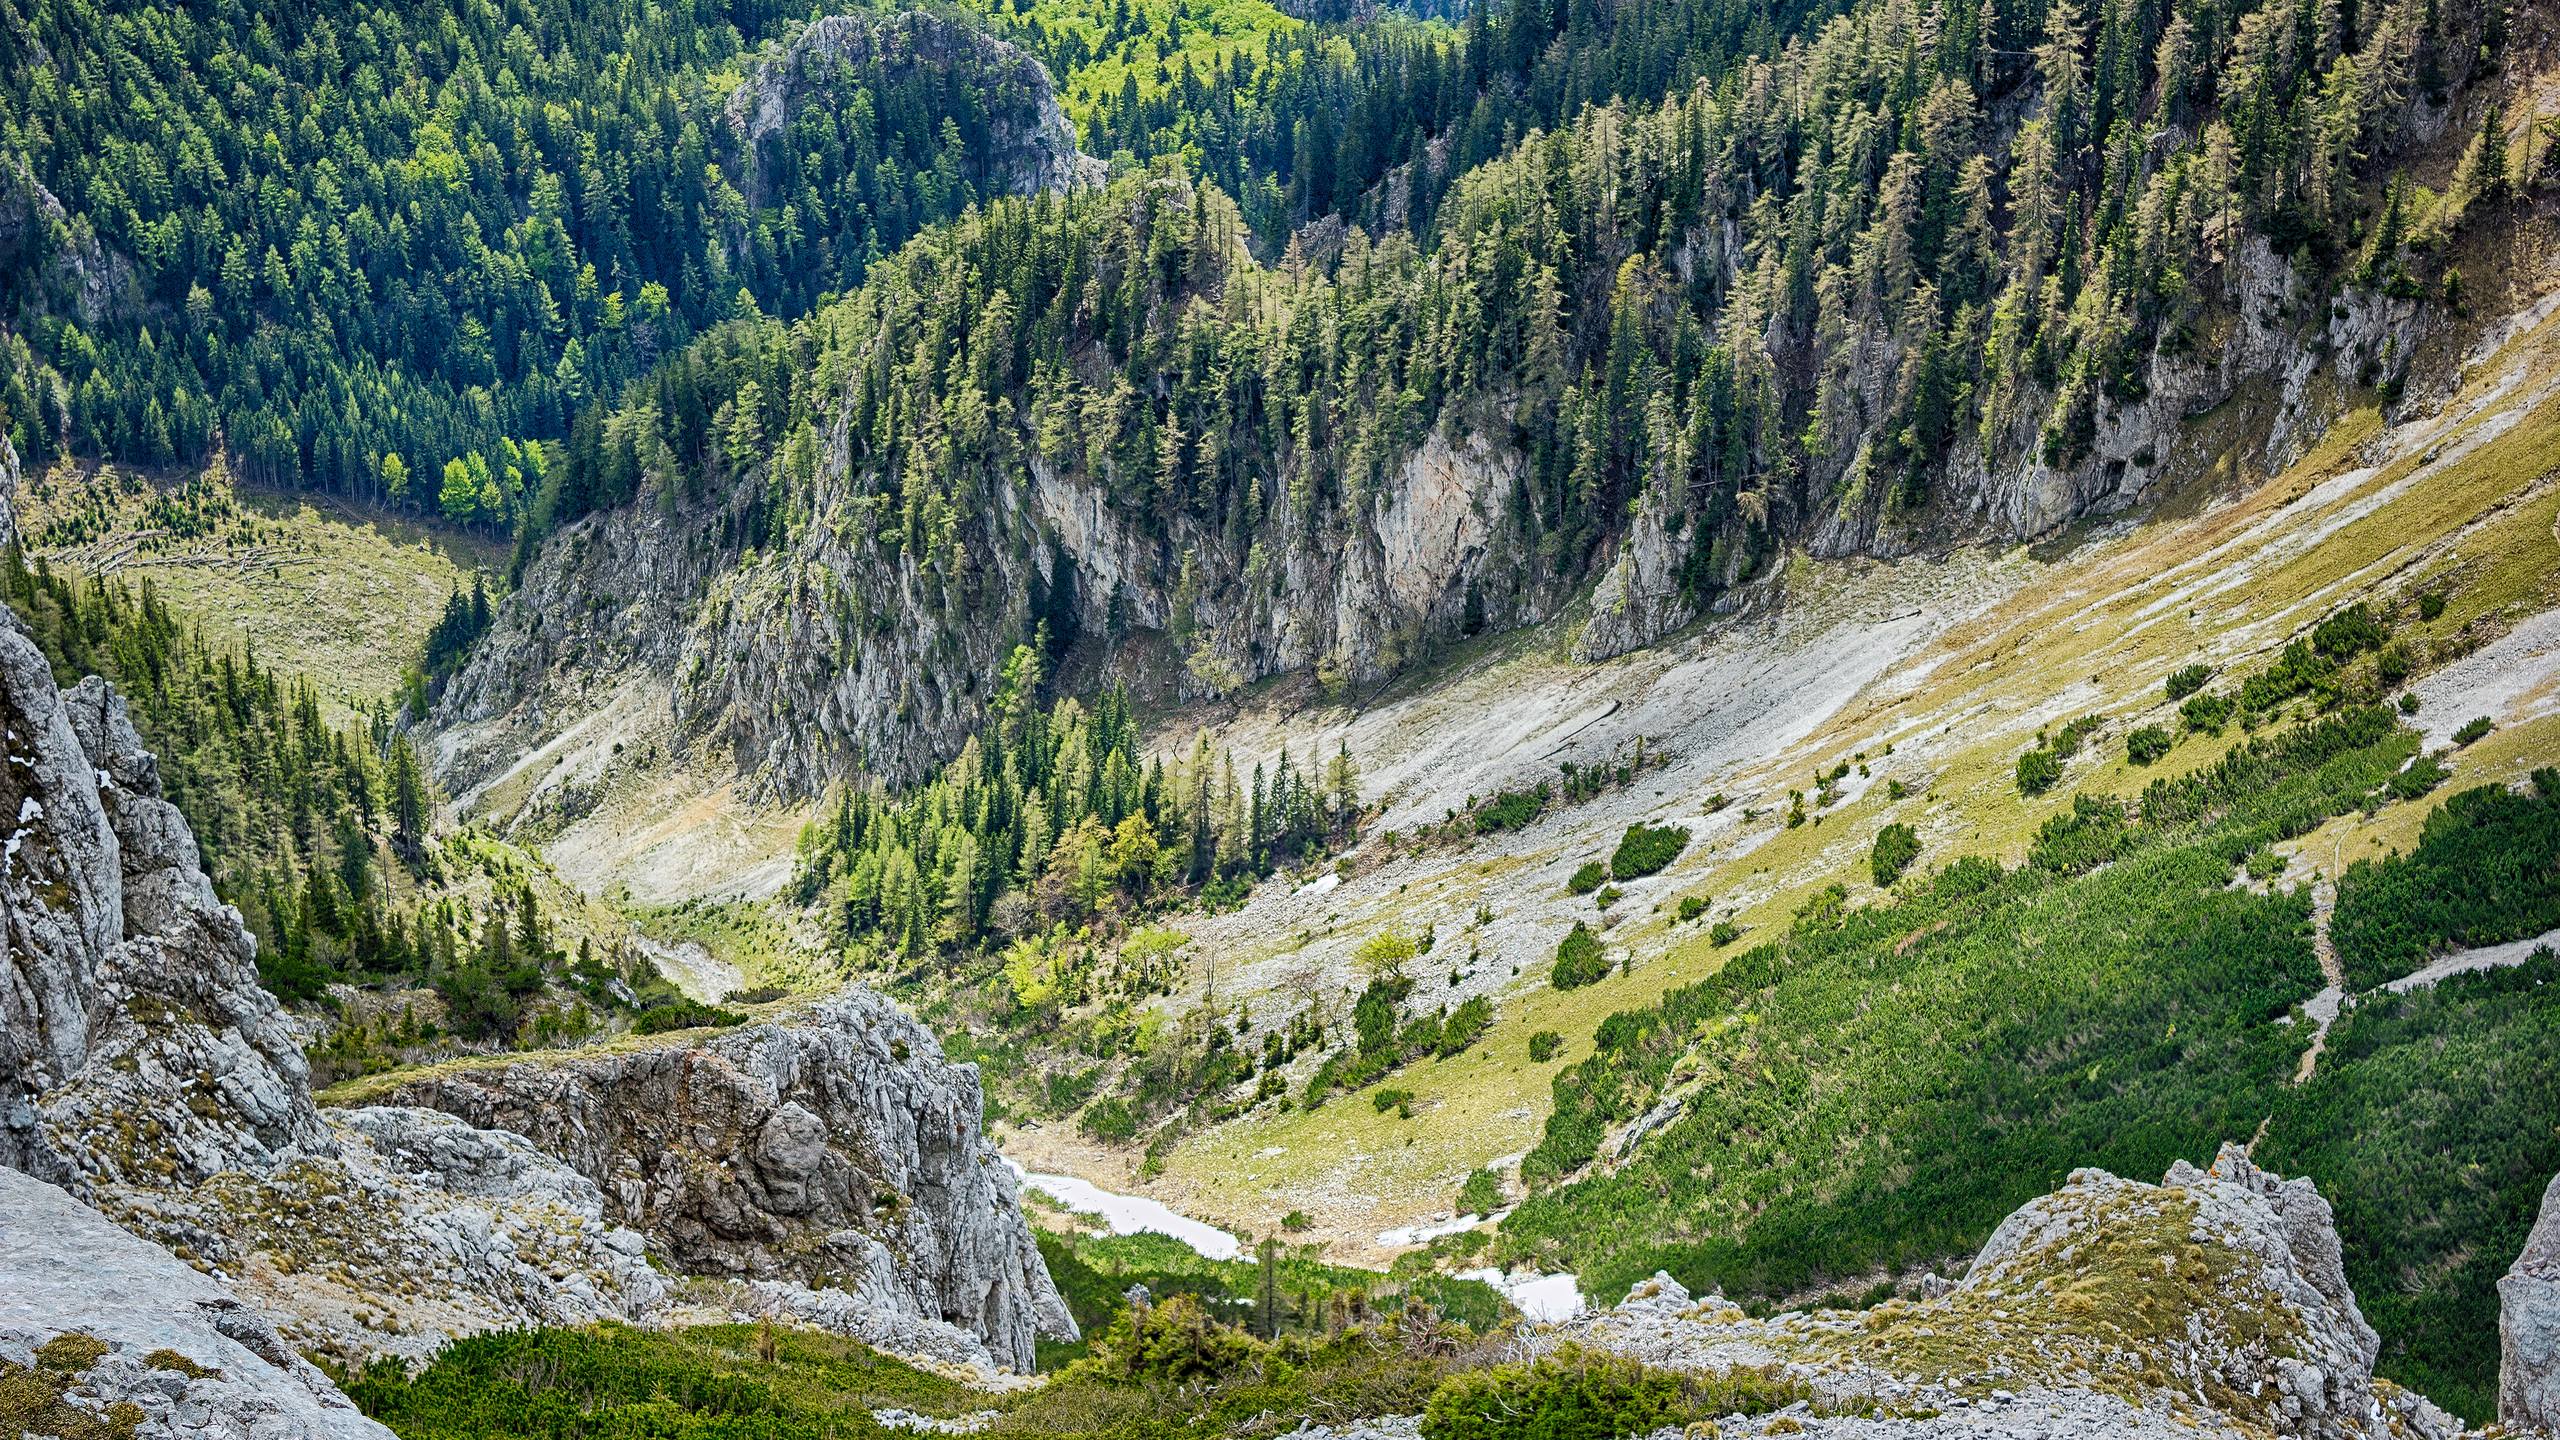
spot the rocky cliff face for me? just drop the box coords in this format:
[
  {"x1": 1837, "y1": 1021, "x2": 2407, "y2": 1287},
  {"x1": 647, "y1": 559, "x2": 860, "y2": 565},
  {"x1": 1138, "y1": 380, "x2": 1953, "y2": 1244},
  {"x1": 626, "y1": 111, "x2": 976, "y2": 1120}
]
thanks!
[
  {"x1": 0, "y1": 156, "x2": 144, "y2": 335},
  {"x1": 0, "y1": 606, "x2": 668, "y2": 1359},
  {"x1": 370, "y1": 989, "x2": 1078, "y2": 1372},
  {"x1": 725, "y1": 12, "x2": 1100, "y2": 207},
  {"x1": 434, "y1": 195, "x2": 2437, "y2": 815},
  {"x1": 2507, "y1": 1171, "x2": 2560, "y2": 1434},
  {"x1": 434, "y1": 398, "x2": 1549, "y2": 806},
  {"x1": 0, "y1": 1165, "x2": 394, "y2": 1440},
  {"x1": 0, "y1": 622, "x2": 327, "y2": 1188},
  {"x1": 0, "y1": 430, "x2": 20, "y2": 549},
  {"x1": 1557, "y1": 1143, "x2": 2462, "y2": 1439},
  {"x1": 1577, "y1": 235, "x2": 2428, "y2": 662}
]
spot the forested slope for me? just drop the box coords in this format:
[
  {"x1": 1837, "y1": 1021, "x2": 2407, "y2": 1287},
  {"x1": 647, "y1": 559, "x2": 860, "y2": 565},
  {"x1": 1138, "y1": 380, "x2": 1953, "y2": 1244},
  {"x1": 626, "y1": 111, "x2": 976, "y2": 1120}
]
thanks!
[
  {"x1": 443, "y1": 0, "x2": 2530, "y2": 805},
  {"x1": 0, "y1": 0, "x2": 1082, "y2": 525}
]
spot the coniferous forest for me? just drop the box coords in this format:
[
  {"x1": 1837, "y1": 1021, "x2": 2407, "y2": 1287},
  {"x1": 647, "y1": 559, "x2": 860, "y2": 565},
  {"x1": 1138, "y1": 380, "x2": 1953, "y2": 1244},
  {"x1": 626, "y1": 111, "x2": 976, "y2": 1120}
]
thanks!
[
  {"x1": 0, "y1": 0, "x2": 1076, "y2": 526},
  {"x1": 5, "y1": 0, "x2": 2560, "y2": 1430}
]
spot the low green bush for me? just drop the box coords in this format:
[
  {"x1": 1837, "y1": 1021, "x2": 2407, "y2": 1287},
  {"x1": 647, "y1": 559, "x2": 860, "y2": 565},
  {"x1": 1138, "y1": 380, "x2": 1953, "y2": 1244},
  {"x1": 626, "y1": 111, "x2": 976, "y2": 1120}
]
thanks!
[
  {"x1": 2452, "y1": 716, "x2": 2492, "y2": 745},
  {"x1": 2165, "y1": 663, "x2": 2213, "y2": 700},
  {"x1": 1566, "y1": 861, "x2": 1607, "y2": 895},
  {"x1": 2026, "y1": 793, "x2": 2131, "y2": 875},
  {"x1": 2181, "y1": 690, "x2": 2235, "y2": 732},
  {"x1": 1870, "y1": 823, "x2": 1921, "y2": 888},
  {"x1": 1421, "y1": 1345, "x2": 1803, "y2": 1440},
  {"x1": 2387, "y1": 753, "x2": 2448, "y2": 802},
  {"x1": 2313, "y1": 602, "x2": 2389, "y2": 659},
  {"x1": 632, "y1": 1000, "x2": 744, "y2": 1035},
  {"x1": 1608, "y1": 823, "x2": 1689, "y2": 880},
  {"x1": 2126, "y1": 725, "x2": 2172, "y2": 765},
  {"x1": 2015, "y1": 745, "x2": 2064, "y2": 796},
  {"x1": 1528, "y1": 1030, "x2": 1564, "y2": 1062},
  {"x1": 1552, "y1": 924, "x2": 1611, "y2": 989},
  {"x1": 1437, "y1": 996, "x2": 1494, "y2": 1057},
  {"x1": 1476, "y1": 785, "x2": 1551, "y2": 833},
  {"x1": 1077, "y1": 1293, "x2": 1268, "y2": 1385},
  {"x1": 1081, "y1": 1096, "x2": 1139, "y2": 1143}
]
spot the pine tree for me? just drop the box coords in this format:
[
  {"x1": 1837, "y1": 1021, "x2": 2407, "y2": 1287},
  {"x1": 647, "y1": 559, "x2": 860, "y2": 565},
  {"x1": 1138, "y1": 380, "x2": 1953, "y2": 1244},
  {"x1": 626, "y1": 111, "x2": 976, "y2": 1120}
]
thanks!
[{"x1": 2470, "y1": 91, "x2": 2512, "y2": 204}]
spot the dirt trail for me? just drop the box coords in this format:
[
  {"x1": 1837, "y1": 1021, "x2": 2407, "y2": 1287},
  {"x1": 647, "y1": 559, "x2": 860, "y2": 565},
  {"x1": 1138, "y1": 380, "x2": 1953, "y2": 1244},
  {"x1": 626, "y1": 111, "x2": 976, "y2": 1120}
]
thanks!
[{"x1": 2292, "y1": 882, "x2": 2347, "y2": 1085}]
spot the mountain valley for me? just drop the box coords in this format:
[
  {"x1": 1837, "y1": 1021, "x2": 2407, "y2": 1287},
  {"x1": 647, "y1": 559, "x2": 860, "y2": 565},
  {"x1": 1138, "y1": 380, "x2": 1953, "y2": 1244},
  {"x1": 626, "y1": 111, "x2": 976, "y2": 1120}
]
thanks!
[{"x1": 5, "y1": 0, "x2": 2560, "y2": 1432}]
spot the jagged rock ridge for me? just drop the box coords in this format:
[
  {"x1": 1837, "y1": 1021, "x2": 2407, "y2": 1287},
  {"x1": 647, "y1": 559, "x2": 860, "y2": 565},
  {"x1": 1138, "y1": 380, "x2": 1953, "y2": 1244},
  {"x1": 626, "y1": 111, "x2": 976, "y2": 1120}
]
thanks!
[
  {"x1": 0, "y1": 606, "x2": 667, "y2": 1359},
  {"x1": 369, "y1": 989, "x2": 1078, "y2": 1372},
  {"x1": 2507, "y1": 1171, "x2": 2560, "y2": 1434},
  {"x1": 1546, "y1": 1144, "x2": 2466, "y2": 1437}
]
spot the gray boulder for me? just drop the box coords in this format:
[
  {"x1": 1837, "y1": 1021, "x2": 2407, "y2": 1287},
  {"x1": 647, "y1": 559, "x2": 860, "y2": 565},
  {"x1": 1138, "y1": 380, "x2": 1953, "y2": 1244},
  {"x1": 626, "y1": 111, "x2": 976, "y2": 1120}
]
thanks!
[
  {"x1": 0, "y1": 1164, "x2": 394, "y2": 1439},
  {"x1": 2505, "y1": 1171, "x2": 2560, "y2": 1433}
]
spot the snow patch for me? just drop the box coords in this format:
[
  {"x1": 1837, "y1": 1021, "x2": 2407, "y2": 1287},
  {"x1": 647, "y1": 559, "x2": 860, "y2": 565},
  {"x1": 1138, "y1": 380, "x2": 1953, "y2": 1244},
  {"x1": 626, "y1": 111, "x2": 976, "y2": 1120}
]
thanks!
[
  {"x1": 1376, "y1": 1212, "x2": 1496, "y2": 1247},
  {"x1": 1456, "y1": 1267, "x2": 1586, "y2": 1323},
  {"x1": 1003, "y1": 1161, "x2": 1244, "y2": 1261}
]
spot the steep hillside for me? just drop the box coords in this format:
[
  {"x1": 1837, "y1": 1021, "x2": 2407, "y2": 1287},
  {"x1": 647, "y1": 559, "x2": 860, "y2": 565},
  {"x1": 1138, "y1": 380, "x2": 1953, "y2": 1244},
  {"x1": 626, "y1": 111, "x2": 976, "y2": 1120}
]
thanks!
[
  {"x1": 0, "y1": 0, "x2": 1084, "y2": 519},
  {"x1": 434, "y1": 0, "x2": 2522, "y2": 818},
  {"x1": 1080, "y1": 233, "x2": 2560, "y2": 1417},
  {"x1": 14, "y1": 0, "x2": 2560, "y2": 1430}
]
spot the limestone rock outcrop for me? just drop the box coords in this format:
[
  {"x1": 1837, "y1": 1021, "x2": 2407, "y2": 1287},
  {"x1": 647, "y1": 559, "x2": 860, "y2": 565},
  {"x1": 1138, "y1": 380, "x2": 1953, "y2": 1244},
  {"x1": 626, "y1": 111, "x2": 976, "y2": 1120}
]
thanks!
[
  {"x1": 1561, "y1": 1143, "x2": 2461, "y2": 1440},
  {"x1": 1, "y1": 606, "x2": 1074, "y2": 1370},
  {"x1": 0, "y1": 608, "x2": 664, "y2": 1358},
  {"x1": 372, "y1": 988, "x2": 1078, "y2": 1372},
  {"x1": 0, "y1": 1164, "x2": 395, "y2": 1440},
  {"x1": 0, "y1": 429, "x2": 20, "y2": 549},
  {"x1": 2505, "y1": 1171, "x2": 2560, "y2": 1434},
  {"x1": 0, "y1": 619, "x2": 327, "y2": 1188},
  {"x1": 431, "y1": 388, "x2": 1545, "y2": 811}
]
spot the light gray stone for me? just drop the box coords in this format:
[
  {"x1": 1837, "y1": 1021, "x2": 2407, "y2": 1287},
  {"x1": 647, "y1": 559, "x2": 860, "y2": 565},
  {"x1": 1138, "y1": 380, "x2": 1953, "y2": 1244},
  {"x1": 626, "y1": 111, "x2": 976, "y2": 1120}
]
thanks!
[
  {"x1": 1557, "y1": 1145, "x2": 2467, "y2": 1440},
  {"x1": 0, "y1": 1165, "x2": 394, "y2": 1439},
  {"x1": 2503, "y1": 1171, "x2": 2560, "y2": 1434}
]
